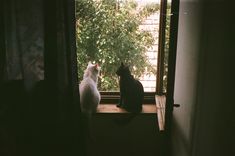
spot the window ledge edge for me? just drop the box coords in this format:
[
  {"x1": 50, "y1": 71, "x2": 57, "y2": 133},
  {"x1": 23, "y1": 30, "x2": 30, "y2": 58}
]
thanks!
[{"x1": 96, "y1": 104, "x2": 157, "y2": 114}]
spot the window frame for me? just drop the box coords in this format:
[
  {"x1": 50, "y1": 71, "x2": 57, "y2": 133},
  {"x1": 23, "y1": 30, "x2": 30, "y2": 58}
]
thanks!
[
  {"x1": 100, "y1": 91, "x2": 156, "y2": 104},
  {"x1": 99, "y1": 0, "x2": 169, "y2": 104}
]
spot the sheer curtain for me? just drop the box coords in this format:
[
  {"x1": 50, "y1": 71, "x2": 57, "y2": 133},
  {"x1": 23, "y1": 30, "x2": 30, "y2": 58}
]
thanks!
[{"x1": 3, "y1": 0, "x2": 44, "y2": 90}]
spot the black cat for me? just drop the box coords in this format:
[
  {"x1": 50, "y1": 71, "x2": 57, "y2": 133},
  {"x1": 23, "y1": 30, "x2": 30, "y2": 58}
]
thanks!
[{"x1": 116, "y1": 62, "x2": 144, "y2": 113}]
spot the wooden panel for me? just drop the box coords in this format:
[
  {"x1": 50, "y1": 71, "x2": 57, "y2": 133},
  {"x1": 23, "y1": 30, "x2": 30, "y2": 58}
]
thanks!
[
  {"x1": 155, "y1": 95, "x2": 166, "y2": 131},
  {"x1": 97, "y1": 104, "x2": 157, "y2": 114}
]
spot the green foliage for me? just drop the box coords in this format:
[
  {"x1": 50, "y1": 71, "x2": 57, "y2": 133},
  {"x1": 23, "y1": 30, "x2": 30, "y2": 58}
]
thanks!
[{"x1": 76, "y1": 0, "x2": 160, "y2": 91}]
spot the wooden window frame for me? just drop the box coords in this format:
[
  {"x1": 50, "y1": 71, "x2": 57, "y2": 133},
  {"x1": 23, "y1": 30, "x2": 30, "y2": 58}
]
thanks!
[
  {"x1": 100, "y1": 91, "x2": 156, "y2": 104},
  {"x1": 100, "y1": 0, "x2": 169, "y2": 104}
]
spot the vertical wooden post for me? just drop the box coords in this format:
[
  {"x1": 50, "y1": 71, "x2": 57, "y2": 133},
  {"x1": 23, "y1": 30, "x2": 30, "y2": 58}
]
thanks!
[
  {"x1": 164, "y1": 0, "x2": 180, "y2": 155},
  {"x1": 156, "y1": 0, "x2": 167, "y2": 95}
]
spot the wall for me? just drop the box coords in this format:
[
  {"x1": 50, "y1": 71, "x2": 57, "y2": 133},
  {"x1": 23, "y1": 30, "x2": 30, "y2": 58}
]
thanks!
[
  {"x1": 171, "y1": 0, "x2": 203, "y2": 156},
  {"x1": 172, "y1": 0, "x2": 234, "y2": 156},
  {"x1": 191, "y1": 1, "x2": 234, "y2": 156},
  {"x1": 87, "y1": 113, "x2": 164, "y2": 156}
]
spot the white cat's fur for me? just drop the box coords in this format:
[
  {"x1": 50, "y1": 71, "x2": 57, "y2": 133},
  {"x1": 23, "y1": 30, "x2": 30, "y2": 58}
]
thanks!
[{"x1": 79, "y1": 61, "x2": 101, "y2": 115}]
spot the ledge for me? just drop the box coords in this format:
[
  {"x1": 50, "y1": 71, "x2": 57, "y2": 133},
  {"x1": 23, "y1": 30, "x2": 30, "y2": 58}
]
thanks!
[
  {"x1": 96, "y1": 95, "x2": 166, "y2": 131},
  {"x1": 96, "y1": 104, "x2": 157, "y2": 114}
]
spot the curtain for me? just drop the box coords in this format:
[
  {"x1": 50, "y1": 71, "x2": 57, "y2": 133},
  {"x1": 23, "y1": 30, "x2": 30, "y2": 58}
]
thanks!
[
  {"x1": 0, "y1": 0, "x2": 85, "y2": 155},
  {"x1": 3, "y1": 0, "x2": 44, "y2": 90}
]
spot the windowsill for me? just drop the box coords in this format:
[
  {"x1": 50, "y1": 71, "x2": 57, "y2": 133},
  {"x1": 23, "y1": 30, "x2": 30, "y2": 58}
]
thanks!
[
  {"x1": 96, "y1": 95, "x2": 166, "y2": 131},
  {"x1": 96, "y1": 104, "x2": 157, "y2": 114}
]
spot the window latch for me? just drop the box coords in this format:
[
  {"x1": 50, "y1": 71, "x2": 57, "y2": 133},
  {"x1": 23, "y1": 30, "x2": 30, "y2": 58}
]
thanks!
[{"x1": 173, "y1": 104, "x2": 180, "y2": 107}]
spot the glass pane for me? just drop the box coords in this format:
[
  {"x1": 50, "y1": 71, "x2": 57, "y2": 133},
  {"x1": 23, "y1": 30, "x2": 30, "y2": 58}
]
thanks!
[{"x1": 76, "y1": 0, "x2": 161, "y2": 92}]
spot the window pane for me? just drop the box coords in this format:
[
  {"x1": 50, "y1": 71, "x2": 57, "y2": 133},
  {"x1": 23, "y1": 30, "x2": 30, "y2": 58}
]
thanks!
[{"x1": 76, "y1": 0, "x2": 160, "y2": 92}]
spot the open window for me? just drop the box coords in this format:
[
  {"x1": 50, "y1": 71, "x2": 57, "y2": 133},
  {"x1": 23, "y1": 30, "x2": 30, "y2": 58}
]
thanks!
[{"x1": 75, "y1": 0, "x2": 172, "y2": 105}]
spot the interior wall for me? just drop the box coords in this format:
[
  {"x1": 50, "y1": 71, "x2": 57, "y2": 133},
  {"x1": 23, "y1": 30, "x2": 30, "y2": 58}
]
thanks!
[
  {"x1": 172, "y1": 1, "x2": 234, "y2": 156},
  {"x1": 191, "y1": 1, "x2": 234, "y2": 156},
  {"x1": 171, "y1": 1, "x2": 203, "y2": 156},
  {"x1": 88, "y1": 113, "x2": 164, "y2": 156}
]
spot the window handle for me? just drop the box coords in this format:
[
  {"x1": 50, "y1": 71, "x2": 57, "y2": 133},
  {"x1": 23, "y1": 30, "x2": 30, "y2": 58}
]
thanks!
[{"x1": 173, "y1": 104, "x2": 180, "y2": 107}]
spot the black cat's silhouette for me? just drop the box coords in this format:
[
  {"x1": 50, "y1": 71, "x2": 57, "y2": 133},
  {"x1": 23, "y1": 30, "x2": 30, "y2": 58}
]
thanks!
[{"x1": 116, "y1": 62, "x2": 144, "y2": 113}]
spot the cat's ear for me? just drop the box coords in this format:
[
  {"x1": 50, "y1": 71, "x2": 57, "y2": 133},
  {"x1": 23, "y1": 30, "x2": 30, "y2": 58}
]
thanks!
[
  {"x1": 88, "y1": 61, "x2": 92, "y2": 66},
  {"x1": 95, "y1": 64, "x2": 101, "y2": 71},
  {"x1": 95, "y1": 63, "x2": 99, "y2": 69}
]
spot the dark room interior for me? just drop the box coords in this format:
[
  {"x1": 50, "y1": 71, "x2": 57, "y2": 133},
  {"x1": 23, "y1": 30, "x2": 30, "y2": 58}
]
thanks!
[{"x1": 0, "y1": 0, "x2": 234, "y2": 156}]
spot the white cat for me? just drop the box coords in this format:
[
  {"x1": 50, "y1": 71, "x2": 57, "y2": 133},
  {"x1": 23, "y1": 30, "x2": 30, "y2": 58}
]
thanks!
[
  {"x1": 79, "y1": 62, "x2": 101, "y2": 140},
  {"x1": 79, "y1": 61, "x2": 101, "y2": 114}
]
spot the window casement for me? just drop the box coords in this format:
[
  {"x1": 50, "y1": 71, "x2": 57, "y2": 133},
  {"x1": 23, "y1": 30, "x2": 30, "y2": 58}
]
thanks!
[{"x1": 76, "y1": 0, "x2": 172, "y2": 104}]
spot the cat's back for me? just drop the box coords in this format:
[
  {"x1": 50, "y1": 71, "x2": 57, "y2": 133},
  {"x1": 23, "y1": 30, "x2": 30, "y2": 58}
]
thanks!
[
  {"x1": 125, "y1": 75, "x2": 143, "y2": 91},
  {"x1": 79, "y1": 77, "x2": 100, "y2": 112},
  {"x1": 135, "y1": 79, "x2": 144, "y2": 92},
  {"x1": 80, "y1": 77, "x2": 97, "y2": 91}
]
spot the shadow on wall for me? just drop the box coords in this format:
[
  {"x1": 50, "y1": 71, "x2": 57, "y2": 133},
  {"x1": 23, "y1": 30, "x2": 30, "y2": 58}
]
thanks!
[{"x1": 171, "y1": 117, "x2": 191, "y2": 156}]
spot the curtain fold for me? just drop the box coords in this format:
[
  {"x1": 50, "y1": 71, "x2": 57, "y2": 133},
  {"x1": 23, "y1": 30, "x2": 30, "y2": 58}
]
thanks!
[
  {"x1": 0, "y1": 0, "x2": 6, "y2": 84},
  {"x1": 3, "y1": 0, "x2": 44, "y2": 90},
  {"x1": 43, "y1": 0, "x2": 85, "y2": 154}
]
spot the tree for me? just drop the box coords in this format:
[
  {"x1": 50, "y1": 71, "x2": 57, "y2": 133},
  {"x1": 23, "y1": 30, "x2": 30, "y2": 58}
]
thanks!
[{"x1": 76, "y1": 0, "x2": 160, "y2": 91}]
